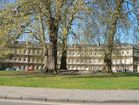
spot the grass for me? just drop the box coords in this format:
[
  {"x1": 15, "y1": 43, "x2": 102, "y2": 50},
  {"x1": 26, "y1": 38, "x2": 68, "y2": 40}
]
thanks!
[{"x1": 0, "y1": 71, "x2": 139, "y2": 89}]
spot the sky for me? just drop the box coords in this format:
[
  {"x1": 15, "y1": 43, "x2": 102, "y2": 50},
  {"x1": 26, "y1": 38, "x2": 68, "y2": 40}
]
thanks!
[{"x1": 0, "y1": 0, "x2": 139, "y2": 44}]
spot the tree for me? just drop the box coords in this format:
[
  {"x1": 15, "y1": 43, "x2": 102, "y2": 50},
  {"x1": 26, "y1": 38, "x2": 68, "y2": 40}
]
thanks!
[
  {"x1": 83, "y1": 0, "x2": 124, "y2": 73},
  {"x1": 87, "y1": 0, "x2": 139, "y2": 73},
  {"x1": 103, "y1": 0, "x2": 124, "y2": 73},
  {"x1": 14, "y1": 0, "x2": 91, "y2": 72},
  {"x1": 0, "y1": 0, "x2": 86, "y2": 71},
  {"x1": 2, "y1": 0, "x2": 139, "y2": 73},
  {"x1": 0, "y1": 1, "x2": 20, "y2": 59},
  {"x1": 59, "y1": 0, "x2": 90, "y2": 70}
]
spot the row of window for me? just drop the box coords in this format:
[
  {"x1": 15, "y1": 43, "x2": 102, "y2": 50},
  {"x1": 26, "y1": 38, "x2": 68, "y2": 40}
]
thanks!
[
  {"x1": 19, "y1": 65, "x2": 43, "y2": 71},
  {"x1": 66, "y1": 59, "x2": 103, "y2": 64},
  {"x1": 58, "y1": 50, "x2": 132, "y2": 57},
  {"x1": 67, "y1": 65, "x2": 133, "y2": 71},
  {"x1": 57, "y1": 58, "x2": 133, "y2": 65},
  {"x1": 10, "y1": 57, "x2": 132, "y2": 65},
  {"x1": 112, "y1": 66, "x2": 132, "y2": 71},
  {"x1": 67, "y1": 51, "x2": 102, "y2": 56},
  {"x1": 67, "y1": 66, "x2": 102, "y2": 71},
  {"x1": 10, "y1": 57, "x2": 43, "y2": 63},
  {"x1": 113, "y1": 50, "x2": 131, "y2": 56},
  {"x1": 12, "y1": 49, "x2": 132, "y2": 57},
  {"x1": 113, "y1": 58, "x2": 132, "y2": 64},
  {"x1": 13, "y1": 49, "x2": 43, "y2": 55}
]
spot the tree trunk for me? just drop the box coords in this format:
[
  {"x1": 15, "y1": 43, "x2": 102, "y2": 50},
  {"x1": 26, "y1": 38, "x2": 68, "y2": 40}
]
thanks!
[
  {"x1": 42, "y1": 46, "x2": 48, "y2": 72},
  {"x1": 60, "y1": 27, "x2": 68, "y2": 70},
  {"x1": 49, "y1": 23, "x2": 58, "y2": 73},
  {"x1": 104, "y1": 51, "x2": 112, "y2": 73},
  {"x1": 38, "y1": 4, "x2": 48, "y2": 72},
  {"x1": 60, "y1": 39, "x2": 67, "y2": 70},
  {"x1": 104, "y1": 0, "x2": 124, "y2": 73},
  {"x1": 52, "y1": 38, "x2": 58, "y2": 72},
  {"x1": 41, "y1": 0, "x2": 62, "y2": 73},
  {"x1": 60, "y1": 50, "x2": 67, "y2": 70}
]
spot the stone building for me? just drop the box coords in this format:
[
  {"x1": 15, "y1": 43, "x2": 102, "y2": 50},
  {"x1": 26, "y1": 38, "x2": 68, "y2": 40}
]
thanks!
[
  {"x1": 58, "y1": 44, "x2": 139, "y2": 72},
  {"x1": 1, "y1": 41, "x2": 139, "y2": 72},
  {"x1": 1, "y1": 41, "x2": 44, "y2": 71}
]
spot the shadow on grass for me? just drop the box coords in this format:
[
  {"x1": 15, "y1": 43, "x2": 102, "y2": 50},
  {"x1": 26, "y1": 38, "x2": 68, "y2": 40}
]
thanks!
[
  {"x1": 1, "y1": 71, "x2": 139, "y2": 79},
  {"x1": 67, "y1": 72, "x2": 139, "y2": 79},
  {"x1": 129, "y1": 88, "x2": 139, "y2": 90}
]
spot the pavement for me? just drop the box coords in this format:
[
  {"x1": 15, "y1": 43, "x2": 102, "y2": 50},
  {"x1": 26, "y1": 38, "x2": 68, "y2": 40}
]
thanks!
[{"x1": 0, "y1": 86, "x2": 139, "y2": 104}]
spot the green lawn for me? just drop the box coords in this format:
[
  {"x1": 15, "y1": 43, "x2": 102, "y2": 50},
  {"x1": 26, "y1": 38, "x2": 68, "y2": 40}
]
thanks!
[{"x1": 0, "y1": 71, "x2": 139, "y2": 89}]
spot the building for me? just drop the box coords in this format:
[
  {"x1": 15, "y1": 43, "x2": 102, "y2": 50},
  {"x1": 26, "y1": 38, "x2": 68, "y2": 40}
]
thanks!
[
  {"x1": 58, "y1": 44, "x2": 139, "y2": 72},
  {"x1": 1, "y1": 41, "x2": 139, "y2": 72},
  {"x1": 1, "y1": 41, "x2": 44, "y2": 71}
]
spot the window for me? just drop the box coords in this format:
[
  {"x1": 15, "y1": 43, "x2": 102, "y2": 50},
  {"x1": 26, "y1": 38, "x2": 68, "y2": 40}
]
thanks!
[
  {"x1": 91, "y1": 59, "x2": 93, "y2": 63},
  {"x1": 90, "y1": 52, "x2": 92, "y2": 55},
  {"x1": 98, "y1": 59, "x2": 101, "y2": 63},
  {"x1": 77, "y1": 52, "x2": 80, "y2": 56},
  {"x1": 59, "y1": 51, "x2": 62, "y2": 56},
  {"x1": 68, "y1": 51, "x2": 70, "y2": 55},
  {"x1": 31, "y1": 58, "x2": 34, "y2": 63},
  {"x1": 24, "y1": 50, "x2": 26, "y2": 54},
  {"x1": 86, "y1": 59, "x2": 89, "y2": 63},
  {"x1": 127, "y1": 50, "x2": 130, "y2": 54},
  {"x1": 77, "y1": 59, "x2": 80, "y2": 63},
  {"x1": 121, "y1": 51, "x2": 124, "y2": 54},
  {"x1": 91, "y1": 52, "x2": 93, "y2": 55},
  {"x1": 19, "y1": 58, "x2": 21, "y2": 61},
  {"x1": 28, "y1": 50, "x2": 30, "y2": 54},
  {"x1": 39, "y1": 50, "x2": 42, "y2": 54},
  {"x1": 30, "y1": 50, "x2": 33, "y2": 55},
  {"x1": 81, "y1": 59, "x2": 83, "y2": 63},
  {"x1": 25, "y1": 50, "x2": 28, "y2": 54},
  {"x1": 73, "y1": 52, "x2": 75, "y2": 55},
  {"x1": 17, "y1": 49, "x2": 20, "y2": 54},
  {"x1": 67, "y1": 59, "x2": 69, "y2": 63},
  {"x1": 35, "y1": 50, "x2": 38, "y2": 54},
  {"x1": 39, "y1": 59, "x2": 42, "y2": 63},
  {"x1": 70, "y1": 59, "x2": 72, "y2": 63}
]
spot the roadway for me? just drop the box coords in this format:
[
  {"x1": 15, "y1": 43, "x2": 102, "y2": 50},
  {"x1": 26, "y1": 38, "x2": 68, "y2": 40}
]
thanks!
[
  {"x1": 1, "y1": 86, "x2": 139, "y2": 104},
  {"x1": 0, "y1": 100, "x2": 138, "y2": 105}
]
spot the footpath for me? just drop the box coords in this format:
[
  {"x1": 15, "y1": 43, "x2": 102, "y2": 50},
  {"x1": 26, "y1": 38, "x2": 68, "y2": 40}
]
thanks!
[{"x1": 0, "y1": 86, "x2": 139, "y2": 103}]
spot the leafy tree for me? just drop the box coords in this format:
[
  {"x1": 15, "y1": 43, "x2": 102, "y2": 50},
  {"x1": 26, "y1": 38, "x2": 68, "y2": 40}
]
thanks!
[
  {"x1": 1, "y1": 0, "x2": 139, "y2": 73},
  {"x1": 87, "y1": 0, "x2": 139, "y2": 73},
  {"x1": 0, "y1": 1, "x2": 19, "y2": 60},
  {"x1": 59, "y1": 0, "x2": 90, "y2": 70},
  {"x1": 0, "y1": 0, "x2": 90, "y2": 72}
]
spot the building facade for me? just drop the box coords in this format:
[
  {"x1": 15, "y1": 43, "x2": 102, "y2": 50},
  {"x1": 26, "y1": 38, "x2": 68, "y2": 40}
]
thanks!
[
  {"x1": 58, "y1": 44, "x2": 139, "y2": 72},
  {"x1": 1, "y1": 41, "x2": 44, "y2": 71},
  {"x1": 1, "y1": 41, "x2": 139, "y2": 72}
]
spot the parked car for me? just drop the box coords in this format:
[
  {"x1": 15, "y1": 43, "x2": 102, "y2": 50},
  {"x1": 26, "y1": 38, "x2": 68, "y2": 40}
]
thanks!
[
  {"x1": 0, "y1": 67, "x2": 5, "y2": 71},
  {"x1": 6, "y1": 67, "x2": 17, "y2": 71},
  {"x1": 27, "y1": 65, "x2": 34, "y2": 71}
]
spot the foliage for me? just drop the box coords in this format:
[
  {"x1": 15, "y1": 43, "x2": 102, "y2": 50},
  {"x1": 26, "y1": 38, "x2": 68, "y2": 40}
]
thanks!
[
  {"x1": 83, "y1": 0, "x2": 139, "y2": 72},
  {"x1": 0, "y1": 0, "x2": 91, "y2": 71},
  {"x1": 1, "y1": 0, "x2": 139, "y2": 72}
]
